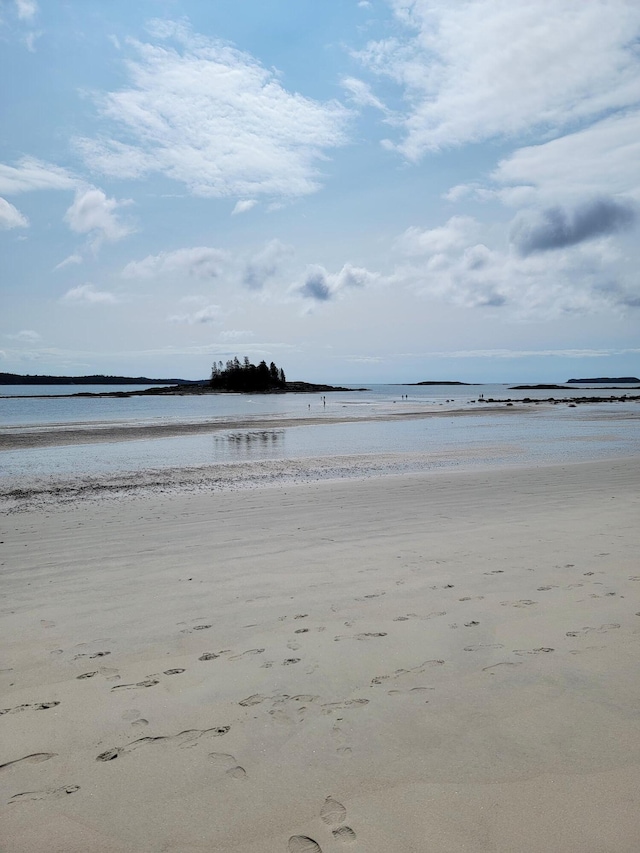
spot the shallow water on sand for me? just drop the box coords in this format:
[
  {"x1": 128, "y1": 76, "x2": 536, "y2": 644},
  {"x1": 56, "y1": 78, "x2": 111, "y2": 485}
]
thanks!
[{"x1": 2, "y1": 397, "x2": 639, "y2": 481}]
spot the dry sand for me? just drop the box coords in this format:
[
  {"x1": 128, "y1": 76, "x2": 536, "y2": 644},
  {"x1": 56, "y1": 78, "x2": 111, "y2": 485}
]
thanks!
[{"x1": 1, "y1": 457, "x2": 639, "y2": 852}]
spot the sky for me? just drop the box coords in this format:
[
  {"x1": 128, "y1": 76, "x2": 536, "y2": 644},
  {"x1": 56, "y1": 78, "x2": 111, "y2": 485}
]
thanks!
[{"x1": 1, "y1": 0, "x2": 640, "y2": 384}]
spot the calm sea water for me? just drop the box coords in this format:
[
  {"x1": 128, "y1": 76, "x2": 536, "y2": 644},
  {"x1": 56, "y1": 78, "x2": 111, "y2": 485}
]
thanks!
[{"x1": 1, "y1": 383, "x2": 639, "y2": 481}]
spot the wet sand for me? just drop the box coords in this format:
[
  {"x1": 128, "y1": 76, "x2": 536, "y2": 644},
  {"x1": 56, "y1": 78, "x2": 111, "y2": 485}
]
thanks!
[{"x1": 1, "y1": 457, "x2": 639, "y2": 851}]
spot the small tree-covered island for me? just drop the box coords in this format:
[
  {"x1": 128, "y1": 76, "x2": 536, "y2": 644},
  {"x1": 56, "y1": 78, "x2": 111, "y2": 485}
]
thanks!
[
  {"x1": 210, "y1": 357, "x2": 286, "y2": 392},
  {"x1": 207, "y1": 357, "x2": 356, "y2": 394}
]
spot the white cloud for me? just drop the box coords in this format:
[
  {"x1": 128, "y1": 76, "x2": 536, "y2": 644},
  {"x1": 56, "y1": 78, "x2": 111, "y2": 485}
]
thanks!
[
  {"x1": 400, "y1": 347, "x2": 640, "y2": 360},
  {"x1": 492, "y1": 112, "x2": 640, "y2": 205},
  {"x1": 341, "y1": 77, "x2": 387, "y2": 112},
  {"x1": 122, "y1": 246, "x2": 228, "y2": 280},
  {"x1": 76, "y1": 21, "x2": 350, "y2": 199},
  {"x1": 15, "y1": 0, "x2": 38, "y2": 21},
  {"x1": 220, "y1": 330, "x2": 254, "y2": 340},
  {"x1": 232, "y1": 200, "x2": 258, "y2": 215},
  {"x1": 54, "y1": 253, "x2": 83, "y2": 271},
  {"x1": 24, "y1": 30, "x2": 42, "y2": 52},
  {"x1": 393, "y1": 215, "x2": 640, "y2": 317},
  {"x1": 64, "y1": 188, "x2": 134, "y2": 245},
  {"x1": 358, "y1": 0, "x2": 640, "y2": 159},
  {"x1": 0, "y1": 197, "x2": 29, "y2": 228},
  {"x1": 62, "y1": 284, "x2": 119, "y2": 304},
  {"x1": 0, "y1": 157, "x2": 77, "y2": 195},
  {"x1": 395, "y1": 215, "x2": 478, "y2": 256},
  {"x1": 7, "y1": 329, "x2": 40, "y2": 342},
  {"x1": 168, "y1": 304, "x2": 222, "y2": 324}
]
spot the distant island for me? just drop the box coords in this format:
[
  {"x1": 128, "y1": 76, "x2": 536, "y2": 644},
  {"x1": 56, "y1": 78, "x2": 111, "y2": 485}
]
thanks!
[
  {"x1": 567, "y1": 377, "x2": 640, "y2": 384},
  {"x1": 0, "y1": 372, "x2": 200, "y2": 386},
  {"x1": 406, "y1": 381, "x2": 474, "y2": 386},
  {"x1": 510, "y1": 384, "x2": 569, "y2": 390}
]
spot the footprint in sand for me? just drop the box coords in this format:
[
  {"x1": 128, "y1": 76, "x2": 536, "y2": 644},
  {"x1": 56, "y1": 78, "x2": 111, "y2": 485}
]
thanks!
[
  {"x1": 566, "y1": 624, "x2": 620, "y2": 637},
  {"x1": 73, "y1": 651, "x2": 110, "y2": 660},
  {"x1": 288, "y1": 794, "x2": 358, "y2": 852},
  {"x1": 228, "y1": 648, "x2": 265, "y2": 661},
  {"x1": 334, "y1": 632, "x2": 387, "y2": 642},
  {"x1": 371, "y1": 659, "x2": 444, "y2": 686},
  {"x1": 111, "y1": 677, "x2": 159, "y2": 692},
  {"x1": 513, "y1": 647, "x2": 554, "y2": 655},
  {"x1": 96, "y1": 726, "x2": 231, "y2": 761},
  {"x1": 180, "y1": 623, "x2": 213, "y2": 634},
  {"x1": 387, "y1": 687, "x2": 433, "y2": 700},
  {"x1": 209, "y1": 752, "x2": 247, "y2": 780},
  {"x1": 288, "y1": 838, "x2": 322, "y2": 853},
  {"x1": 321, "y1": 699, "x2": 369, "y2": 714},
  {"x1": 0, "y1": 753, "x2": 57, "y2": 772},
  {"x1": 163, "y1": 668, "x2": 185, "y2": 675},
  {"x1": 0, "y1": 701, "x2": 60, "y2": 715},
  {"x1": 239, "y1": 694, "x2": 267, "y2": 707},
  {"x1": 332, "y1": 826, "x2": 357, "y2": 843},
  {"x1": 9, "y1": 785, "x2": 79, "y2": 804},
  {"x1": 121, "y1": 709, "x2": 141, "y2": 721},
  {"x1": 463, "y1": 644, "x2": 504, "y2": 652},
  {"x1": 320, "y1": 796, "x2": 357, "y2": 844}
]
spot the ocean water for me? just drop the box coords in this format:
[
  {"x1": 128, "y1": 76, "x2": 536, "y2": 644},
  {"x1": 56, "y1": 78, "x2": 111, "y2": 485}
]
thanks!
[{"x1": 1, "y1": 383, "x2": 639, "y2": 481}]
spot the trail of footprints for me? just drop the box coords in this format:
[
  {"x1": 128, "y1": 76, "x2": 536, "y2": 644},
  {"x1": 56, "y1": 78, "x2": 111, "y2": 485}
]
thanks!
[
  {"x1": 289, "y1": 796, "x2": 357, "y2": 851},
  {"x1": 4, "y1": 565, "x2": 629, "y2": 811}
]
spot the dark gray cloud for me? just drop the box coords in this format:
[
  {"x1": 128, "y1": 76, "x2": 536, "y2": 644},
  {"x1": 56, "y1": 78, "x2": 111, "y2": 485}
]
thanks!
[
  {"x1": 296, "y1": 263, "x2": 378, "y2": 302},
  {"x1": 299, "y1": 269, "x2": 332, "y2": 301},
  {"x1": 511, "y1": 197, "x2": 636, "y2": 256}
]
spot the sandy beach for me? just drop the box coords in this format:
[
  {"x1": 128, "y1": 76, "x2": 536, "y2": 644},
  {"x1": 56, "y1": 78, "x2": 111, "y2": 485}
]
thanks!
[{"x1": 1, "y1": 457, "x2": 640, "y2": 852}]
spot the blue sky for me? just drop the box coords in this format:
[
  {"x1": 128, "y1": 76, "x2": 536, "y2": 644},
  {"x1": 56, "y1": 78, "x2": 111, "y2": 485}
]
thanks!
[{"x1": 2, "y1": 0, "x2": 639, "y2": 383}]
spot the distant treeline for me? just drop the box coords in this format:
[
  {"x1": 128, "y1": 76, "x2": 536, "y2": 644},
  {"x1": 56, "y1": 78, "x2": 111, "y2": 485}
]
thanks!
[
  {"x1": 0, "y1": 373, "x2": 198, "y2": 386},
  {"x1": 210, "y1": 357, "x2": 286, "y2": 393}
]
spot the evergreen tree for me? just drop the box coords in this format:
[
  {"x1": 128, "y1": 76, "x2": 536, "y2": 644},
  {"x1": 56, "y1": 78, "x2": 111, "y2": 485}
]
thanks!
[{"x1": 209, "y1": 356, "x2": 288, "y2": 392}]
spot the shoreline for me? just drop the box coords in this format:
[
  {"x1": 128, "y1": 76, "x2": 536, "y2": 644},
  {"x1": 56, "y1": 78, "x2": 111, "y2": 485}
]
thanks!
[
  {"x1": 2, "y1": 448, "x2": 639, "y2": 514},
  {"x1": 1, "y1": 457, "x2": 639, "y2": 851}
]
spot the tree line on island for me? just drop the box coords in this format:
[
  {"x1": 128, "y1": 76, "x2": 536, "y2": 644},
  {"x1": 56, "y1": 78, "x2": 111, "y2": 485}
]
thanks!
[{"x1": 210, "y1": 357, "x2": 286, "y2": 393}]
